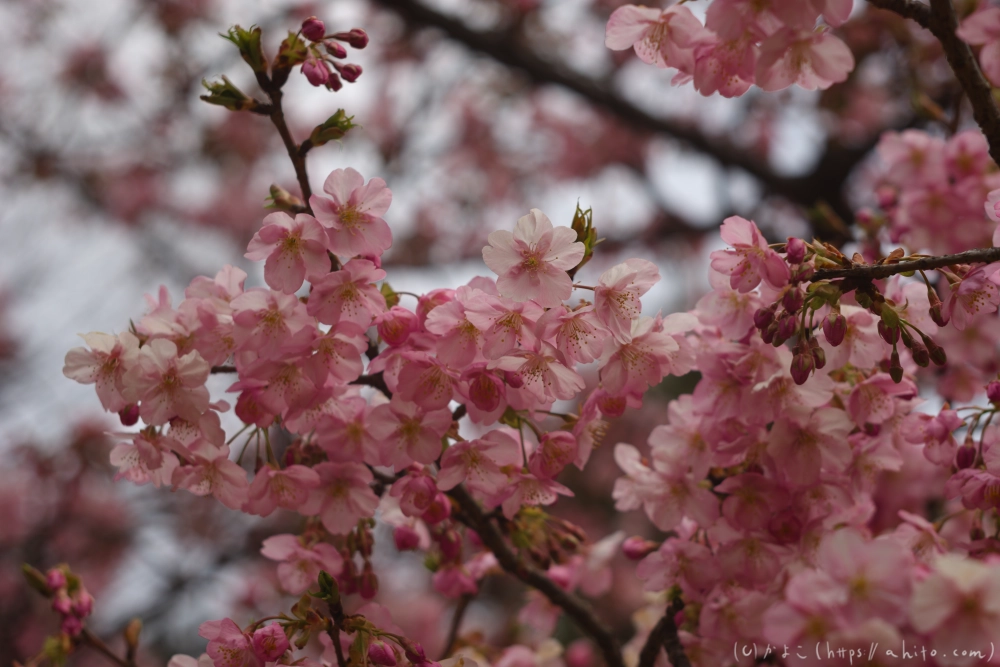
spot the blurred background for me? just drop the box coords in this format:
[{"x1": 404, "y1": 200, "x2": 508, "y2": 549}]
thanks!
[{"x1": 0, "y1": 0, "x2": 969, "y2": 663}]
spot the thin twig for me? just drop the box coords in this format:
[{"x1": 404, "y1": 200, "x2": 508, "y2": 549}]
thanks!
[
  {"x1": 79, "y1": 629, "x2": 130, "y2": 667},
  {"x1": 868, "y1": 0, "x2": 1000, "y2": 165},
  {"x1": 446, "y1": 485, "x2": 625, "y2": 667},
  {"x1": 211, "y1": 365, "x2": 237, "y2": 374},
  {"x1": 326, "y1": 600, "x2": 349, "y2": 667},
  {"x1": 440, "y1": 593, "x2": 474, "y2": 659},
  {"x1": 637, "y1": 598, "x2": 689, "y2": 667},
  {"x1": 811, "y1": 246, "x2": 1000, "y2": 281}
]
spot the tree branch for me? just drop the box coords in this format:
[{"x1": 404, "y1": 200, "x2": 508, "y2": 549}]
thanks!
[
  {"x1": 637, "y1": 599, "x2": 689, "y2": 667},
  {"x1": 440, "y1": 593, "x2": 474, "y2": 659},
  {"x1": 811, "y1": 246, "x2": 1000, "y2": 281},
  {"x1": 868, "y1": 0, "x2": 1000, "y2": 165},
  {"x1": 258, "y1": 73, "x2": 314, "y2": 211},
  {"x1": 373, "y1": 0, "x2": 874, "y2": 239},
  {"x1": 446, "y1": 485, "x2": 625, "y2": 667}
]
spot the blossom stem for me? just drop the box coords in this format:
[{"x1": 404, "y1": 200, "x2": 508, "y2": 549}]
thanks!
[
  {"x1": 440, "y1": 593, "x2": 474, "y2": 659},
  {"x1": 446, "y1": 485, "x2": 626, "y2": 667},
  {"x1": 810, "y1": 246, "x2": 1000, "y2": 282},
  {"x1": 79, "y1": 629, "x2": 132, "y2": 667},
  {"x1": 637, "y1": 598, "x2": 690, "y2": 667},
  {"x1": 571, "y1": 283, "x2": 595, "y2": 291}
]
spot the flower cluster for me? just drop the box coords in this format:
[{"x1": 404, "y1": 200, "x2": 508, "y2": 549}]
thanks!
[
  {"x1": 296, "y1": 17, "x2": 367, "y2": 90},
  {"x1": 605, "y1": 0, "x2": 854, "y2": 97},
  {"x1": 45, "y1": 566, "x2": 94, "y2": 637}
]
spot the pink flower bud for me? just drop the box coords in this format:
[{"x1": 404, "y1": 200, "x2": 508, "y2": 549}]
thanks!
[
  {"x1": 566, "y1": 640, "x2": 594, "y2": 667},
  {"x1": 359, "y1": 565, "x2": 379, "y2": 599},
  {"x1": 782, "y1": 288, "x2": 804, "y2": 314},
  {"x1": 775, "y1": 313, "x2": 796, "y2": 343},
  {"x1": 889, "y1": 350, "x2": 903, "y2": 383},
  {"x1": 394, "y1": 525, "x2": 421, "y2": 551},
  {"x1": 956, "y1": 444, "x2": 977, "y2": 469},
  {"x1": 118, "y1": 403, "x2": 140, "y2": 426},
  {"x1": 376, "y1": 307, "x2": 419, "y2": 347},
  {"x1": 302, "y1": 58, "x2": 329, "y2": 86},
  {"x1": 369, "y1": 641, "x2": 398, "y2": 667},
  {"x1": 421, "y1": 492, "x2": 451, "y2": 525},
  {"x1": 438, "y1": 529, "x2": 462, "y2": 562},
  {"x1": 548, "y1": 565, "x2": 573, "y2": 589},
  {"x1": 753, "y1": 305, "x2": 775, "y2": 331},
  {"x1": 863, "y1": 423, "x2": 881, "y2": 437},
  {"x1": 301, "y1": 16, "x2": 326, "y2": 41},
  {"x1": 877, "y1": 320, "x2": 899, "y2": 345},
  {"x1": 622, "y1": 536, "x2": 658, "y2": 560},
  {"x1": 252, "y1": 623, "x2": 290, "y2": 662},
  {"x1": 61, "y1": 616, "x2": 84, "y2": 637},
  {"x1": 402, "y1": 640, "x2": 426, "y2": 665},
  {"x1": 988, "y1": 381, "x2": 1000, "y2": 404},
  {"x1": 823, "y1": 312, "x2": 847, "y2": 347},
  {"x1": 335, "y1": 62, "x2": 363, "y2": 83},
  {"x1": 326, "y1": 72, "x2": 343, "y2": 92},
  {"x1": 789, "y1": 351, "x2": 813, "y2": 385},
  {"x1": 52, "y1": 592, "x2": 73, "y2": 615},
  {"x1": 72, "y1": 590, "x2": 94, "y2": 617},
  {"x1": 324, "y1": 40, "x2": 348, "y2": 59},
  {"x1": 334, "y1": 28, "x2": 369, "y2": 49},
  {"x1": 46, "y1": 569, "x2": 67, "y2": 591},
  {"x1": 785, "y1": 237, "x2": 806, "y2": 264},
  {"x1": 876, "y1": 185, "x2": 898, "y2": 209},
  {"x1": 464, "y1": 368, "x2": 504, "y2": 411}
]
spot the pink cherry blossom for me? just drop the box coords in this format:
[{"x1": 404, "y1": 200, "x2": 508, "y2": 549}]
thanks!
[
  {"x1": 260, "y1": 534, "x2": 344, "y2": 595},
  {"x1": 528, "y1": 431, "x2": 579, "y2": 479},
  {"x1": 310, "y1": 168, "x2": 393, "y2": 258},
  {"x1": 910, "y1": 554, "x2": 1000, "y2": 667},
  {"x1": 944, "y1": 263, "x2": 1000, "y2": 331},
  {"x1": 367, "y1": 399, "x2": 453, "y2": 469},
  {"x1": 63, "y1": 331, "x2": 140, "y2": 412},
  {"x1": 199, "y1": 619, "x2": 261, "y2": 667},
  {"x1": 299, "y1": 462, "x2": 380, "y2": 534},
  {"x1": 244, "y1": 464, "x2": 321, "y2": 516},
  {"x1": 535, "y1": 304, "x2": 608, "y2": 364},
  {"x1": 495, "y1": 473, "x2": 573, "y2": 520},
  {"x1": 231, "y1": 288, "x2": 314, "y2": 360},
  {"x1": 251, "y1": 624, "x2": 289, "y2": 663},
  {"x1": 957, "y1": 7, "x2": 1000, "y2": 87},
  {"x1": 172, "y1": 441, "x2": 249, "y2": 510},
  {"x1": 307, "y1": 258, "x2": 387, "y2": 328},
  {"x1": 424, "y1": 286, "x2": 486, "y2": 367},
  {"x1": 598, "y1": 315, "x2": 693, "y2": 397},
  {"x1": 482, "y1": 209, "x2": 585, "y2": 308},
  {"x1": 490, "y1": 341, "x2": 584, "y2": 403},
  {"x1": 244, "y1": 212, "x2": 330, "y2": 293},
  {"x1": 604, "y1": 4, "x2": 711, "y2": 75},
  {"x1": 755, "y1": 28, "x2": 854, "y2": 92},
  {"x1": 709, "y1": 216, "x2": 789, "y2": 292},
  {"x1": 464, "y1": 292, "x2": 544, "y2": 360},
  {"x1": 594, "y1": 258, "x2": 660, "y2": 344},
  {"x1": 437, "y1": 429, "x2": 520, "y2": 495},
  {"x1": 124, "y1": 339, "x2": 210, "y2": 425}
]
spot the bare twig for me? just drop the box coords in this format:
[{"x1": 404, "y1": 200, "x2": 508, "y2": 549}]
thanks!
[
  {"x1": 637, "y1": 598, "x2": 689, "y2": 667},
  {"x1": 868, "y1": 0, "x2": 1000, "y2": 165},
  {"x1": 79, "y1": 629, "x2": 131, "y2": 667},
  {"x1": 211, "y1": 365, "x2": 237, "y2": 374},
  {"x1": 440, "y1": 593, "x2": 474, "y2": 659},
  {"x1": 446, "y1": 485, "x2": 625, "y2": 667},
  {"x1": 811, "y1": 246, "x2": 1000, "y2": 281}
]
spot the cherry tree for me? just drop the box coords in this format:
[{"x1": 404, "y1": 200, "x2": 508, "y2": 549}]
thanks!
[{"x1": 13, "y1": 1, "x2": 1000, "y2": 667}]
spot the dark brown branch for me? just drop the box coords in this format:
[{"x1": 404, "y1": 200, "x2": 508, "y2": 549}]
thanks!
[
  {"x1": 253, "y1": 70, "x2": 314, "y2": 213},
  {"x1": 352, "y1": 372, "x2": 391, "y2": 395},
  {"x1": 79, "y1": 629, "x2": 131, "y2": 667},
  {"x1": 211, "y1": 365, "x2": 236, "y2": 374},
  {"x1": 440, "y1": 593, "x2": 474, "y2": 659},
  {"x1": 812, "y1": 246, "x2": 1000, "y2": 281},
  {"x1": 446, "y1": 485, "x2": 625, "y2": 667},
  {"x1": 374, "y1": 0, "x2": 873, "y2": 237},
  {"x1": 637, "y1": 599, "x2": 689, "y2": 667},
  {"x1": 868, "y1": 0, "x2": 1000, "y2": 166},
  {"x1": 326, "y1": 600, "x2": 349, "y2": 667}
]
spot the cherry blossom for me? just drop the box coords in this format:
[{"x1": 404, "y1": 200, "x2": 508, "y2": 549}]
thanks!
[{"x1": 311, "y1": 167, "x2": 393, "y2": 257}]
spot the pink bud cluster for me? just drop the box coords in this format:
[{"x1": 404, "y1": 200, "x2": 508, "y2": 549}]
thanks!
[
  {"x1": 605, "y1": 0, "x2": 854, "y2": 97},
  {"x1": 46, "y1": 567, "x2": 94, "y2": 637},
  {"x1": 298, "y1": 16, "x2": 366, "y2": 90}
]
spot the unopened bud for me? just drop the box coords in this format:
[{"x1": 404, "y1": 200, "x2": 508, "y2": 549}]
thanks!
[
  {"x1": 394, "y1": 525, "x2": 421, "y2": 551},
  {"x1": 823, "y1": 312, "x2": 847, "y2": 347},
  {"x1": 956, "y1": 445, "x2": 977, "y2": 469},
  {"x1": 622, "y1": 536, "x2": 658, "y2": 560},
  {"x1": 422, "y1": 492, "x2": 451, "y2": 525},
  {"x1": 118, "y1": 404, "x2": 139, "y2": 426},
  {"x1": 911, "y1": 344, "x2": 930, "y2": 367},
  {"x1": 988, "y1": 380, "x2": 1000, "y2": 404},
  {"x1": 324, "y1": 40, "x2": 348, "y2": 59},
  {"x1": 369, "y1": 641, "x2": 397, "y2": 667},
  {"x1": 401, "y1": 640, "x2": 427, "y2": 665},
  {"x1": 335, "y1": 62, "x2": 363, "y2": 83},
  {"x1": 782, "y1": 288, "x2": 804, "y2": 314},
  {"x1": 925, "y1": 338, "x2": 947, "y2": 366},
  {"x1": 72, "y1": 590, "x2": 94, "y2": 617},
  {"x1": 334, "y1": 28, "x2": 369, "y2": 49},
  {"x1": 776, "y1": 314, "x2": 796, "y2": 342},
  {"x1": 876, "y1": 185, "x2": 898, "y2": 209},
  {"x1": 761, "y1": 321, "x2": 777, "y2": 345},
  {"x1": 970, "y1": 527, "x2": 986, "y2": 542},
  {"x1": 359, "y1": 564, "x2": 378, "y2": 600},
  {"x1": 790, "y1": 351, "x2": 814, "y2": 385},
  {"x1": 889, "y1": 350, "x2": 903, "y2": 383},
  {"x1": 325, "y1": 72, "x2": 343, "y2": 92},
  {"x1": 785, "y1": 237, "x2": 806, "y2": 264},
  {"x1": 753, "y1": 305, "x2": 776, "y2": 331},
  {"x1": 301, "y1": 16, "x2": 326, "y2": 42},
  {"x1": 438, "y1": 529, "x2": 462, "y2": 562},
  {"x1": 877, "y1": 320, "x2": 899, "y2": 345},
  {"x1": 45, "y1": 568, "x2": 67, "y2": 591},
  {"x1": 863, "y1": 423, "x2": 881, "y2": 437},
  {"x1": 809, "y1": 338, "x2": 826, "y2": 369},
  {"x1": 929, "y1": 303, "x2": 949, "y2": 328},
  {"x1": 124, "y1": 619, "x2": 142, "y2": 651}
]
